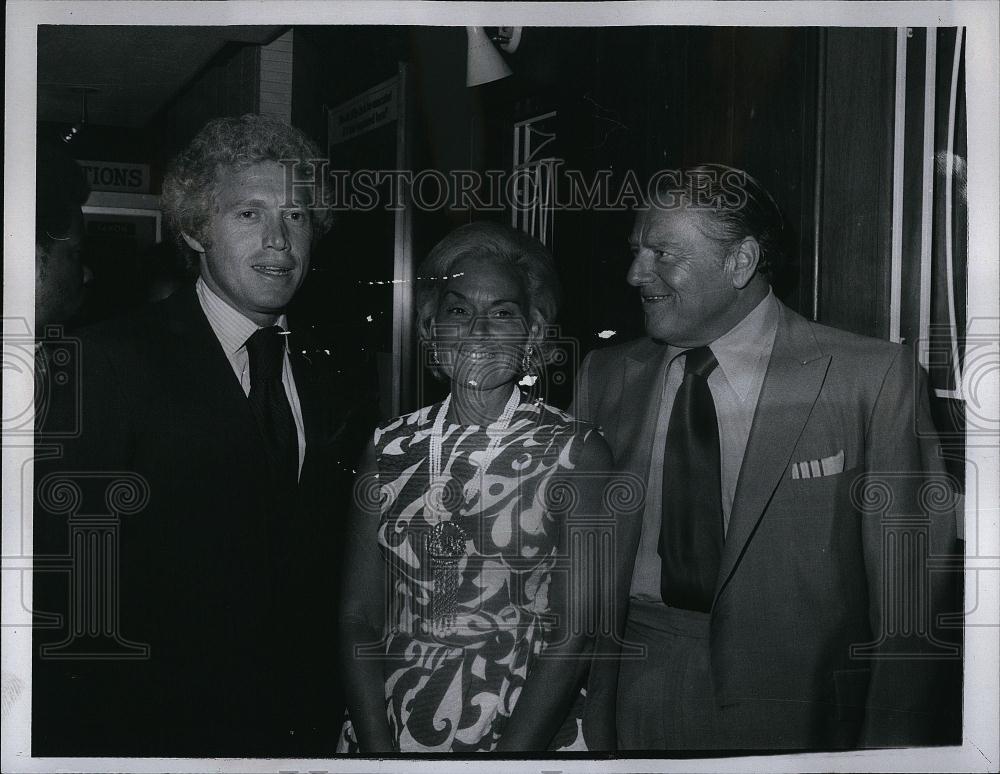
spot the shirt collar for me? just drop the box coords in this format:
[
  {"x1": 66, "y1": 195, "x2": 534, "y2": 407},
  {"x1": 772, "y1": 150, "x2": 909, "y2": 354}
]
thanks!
[
  {"x1": 195, "y1": 276, "x2": 290, "y2": 356},
  {"x1": 708, "y1": 288, "x2": 779, "y2": 401},
  {"x1": 665, "y1": 288, "x2": 779, "y2": 402}
]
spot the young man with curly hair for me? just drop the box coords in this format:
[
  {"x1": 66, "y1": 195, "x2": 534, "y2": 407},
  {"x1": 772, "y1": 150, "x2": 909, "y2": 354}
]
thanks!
[{"x1": 33, "y1": 115, "x2": 349, "y2": 757}]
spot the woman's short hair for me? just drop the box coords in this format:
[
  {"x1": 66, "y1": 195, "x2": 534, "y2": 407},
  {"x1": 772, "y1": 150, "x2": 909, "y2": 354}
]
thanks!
[
  {"x1": 415, "y1": 221, "x2": 561, "y2": 345},
  {"x1": 161, "y1": 114, "x2": 331, "y2": 273}
]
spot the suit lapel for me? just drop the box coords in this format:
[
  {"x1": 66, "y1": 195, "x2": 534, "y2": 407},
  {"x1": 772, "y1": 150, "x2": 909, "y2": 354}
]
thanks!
[
  {"x1": 166, "y1": 291, "x2": 332, "y2": 471},
  {"x1": 610, "y1": 340, "x2": 668, "y2": 602},
  {"x1": 160, "y1": 286, "x2": 273, "y2": 469},
  {"x1": 617, "y1": 339, "x2": 668, "y2": 483},
  {"x1": 287, "y1": 335, "x2": 324, "y2": 458},
  {"x1": 162, "y1": 286, "x2": 253, "y2": 410},
  {"x1": 286, "y1": 324, "x2": 351, "y2": 489},
  {"x1": 714, "y1": 305, "x2": 831, "y2": 602}
]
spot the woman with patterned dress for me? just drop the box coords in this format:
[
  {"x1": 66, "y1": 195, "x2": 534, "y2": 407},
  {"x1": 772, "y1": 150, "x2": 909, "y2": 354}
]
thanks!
[{"x1": 338, "y1": 222, "x2": 615, "y2": 753}]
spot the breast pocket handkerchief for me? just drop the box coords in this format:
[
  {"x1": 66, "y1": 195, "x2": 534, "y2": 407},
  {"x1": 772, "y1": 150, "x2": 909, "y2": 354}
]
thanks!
[{"x1": 790, "y1": 449, "x2": 845, "y2": 480}]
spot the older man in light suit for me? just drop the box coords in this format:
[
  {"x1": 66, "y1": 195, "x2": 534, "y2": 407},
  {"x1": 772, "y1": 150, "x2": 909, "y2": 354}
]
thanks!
[{"x1": 573, "y1": 165, "x2": 960, "y2": 751}]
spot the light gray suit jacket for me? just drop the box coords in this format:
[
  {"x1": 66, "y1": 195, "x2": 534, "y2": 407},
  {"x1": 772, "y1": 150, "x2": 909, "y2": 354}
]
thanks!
[{"x1": 573, "y1": 301, "x2": 960, "y2": 749}]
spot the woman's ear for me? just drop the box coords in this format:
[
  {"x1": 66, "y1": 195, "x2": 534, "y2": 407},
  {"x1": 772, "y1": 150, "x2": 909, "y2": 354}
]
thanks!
[
  {"x1": 525, "y1": 313, "x2": 548, "y2": 368},
  {"x1": 417, "y1": 317, "x2": 436, "y2": 365},
  {"x1": 528, "y1": 311, "x2": 545, "y2": 345},
  {"x1": 181, "y1": 232, "x2": 207, "y2": 255},
  {"x1": 418, "y1": 313, "x2": 434, "y2": 344}
]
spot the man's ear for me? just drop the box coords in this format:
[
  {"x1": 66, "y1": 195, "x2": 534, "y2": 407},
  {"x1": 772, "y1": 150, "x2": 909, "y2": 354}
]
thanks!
[
  {"x1": 730, "y1": 237, "x2": 760, "y2": 289},
  {"x1": 181, "y1": 232, "x2": 206, "y2": 255}
]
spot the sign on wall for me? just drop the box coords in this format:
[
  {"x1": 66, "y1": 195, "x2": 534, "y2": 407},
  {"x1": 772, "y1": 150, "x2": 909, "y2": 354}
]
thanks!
[
  {"x1": 78, "y1": 160, "x2": 151, "y2": 193},
  {"x1": 328, "y1": 77, "x2": 399, "y2": 146}
]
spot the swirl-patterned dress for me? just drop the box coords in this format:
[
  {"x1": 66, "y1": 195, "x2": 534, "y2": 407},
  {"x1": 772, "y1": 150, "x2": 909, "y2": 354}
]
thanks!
[{"x1": 358, "y1": 395, "x2": 593, "y2": 753}]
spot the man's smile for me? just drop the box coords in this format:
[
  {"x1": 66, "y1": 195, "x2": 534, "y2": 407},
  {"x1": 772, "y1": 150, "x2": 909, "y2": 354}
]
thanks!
[{"x1": 252, "y1": 264, "x2": 294, "y2": 277}]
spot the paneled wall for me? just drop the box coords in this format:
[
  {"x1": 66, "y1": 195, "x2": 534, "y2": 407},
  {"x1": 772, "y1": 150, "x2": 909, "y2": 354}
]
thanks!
[
  {"x1": 287, "y1": 27, "x2": 820, "y2": 388},
  {"x1": 56, "y1": 26, "x2": 958, "y2": 415},
  {"x1": 259, "y1": 31, "x2": 293, "y2": 124},
  {"x1": 510, "y1": 28, "x2": 822, "y2": 367},
  {"x1": 817, "y1": 28, "x2": 897, "y2": 338},
  {"x1": 155, "y1": 43, "x2": 262, "y2": 164}
]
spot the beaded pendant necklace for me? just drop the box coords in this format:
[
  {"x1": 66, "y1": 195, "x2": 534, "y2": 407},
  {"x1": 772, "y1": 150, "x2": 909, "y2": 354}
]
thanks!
[{"x1": 425, "y1": 385, "x2": 521, "y2": 633}]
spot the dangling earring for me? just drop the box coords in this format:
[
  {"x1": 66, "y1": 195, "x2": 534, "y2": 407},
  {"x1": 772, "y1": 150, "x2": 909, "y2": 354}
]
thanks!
[
  {"x1": 521, "y1": 344, "x2": 534, "y2": 374},
  {"x1": 431, "y1": 342, "x2": 441, "y2": 366}
]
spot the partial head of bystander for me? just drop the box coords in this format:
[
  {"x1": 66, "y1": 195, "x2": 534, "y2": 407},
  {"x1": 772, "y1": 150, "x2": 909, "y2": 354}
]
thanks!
[{"x1": 35, "y1": 139, "x2": 92, "y2": 331}]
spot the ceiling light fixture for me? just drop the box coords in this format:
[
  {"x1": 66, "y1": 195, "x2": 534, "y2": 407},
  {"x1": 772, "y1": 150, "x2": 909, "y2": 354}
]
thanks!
[
  {"x1": 61, "y1": 89, "x2": 90, "y2": 143},
  {"x1": 466, "y1": 26, "x2": 522, "y2": 87}
]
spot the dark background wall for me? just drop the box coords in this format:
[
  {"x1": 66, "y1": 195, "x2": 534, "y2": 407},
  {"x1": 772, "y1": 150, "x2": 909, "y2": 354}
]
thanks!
[
  {"x1": 43, "y1": 25, "x2": 904, "y2": 411},
  {"x1": 818, "y1": 28, "x2": 896, "y2": 339},
  {"x1": 281, "y1": 25, "x2": 830, "y2": 408}
]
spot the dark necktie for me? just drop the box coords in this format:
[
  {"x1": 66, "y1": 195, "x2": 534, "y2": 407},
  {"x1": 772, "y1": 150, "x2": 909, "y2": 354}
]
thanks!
[
  {"x1": 246, "y1": 326, "x2": 298, "y2": 493},
  {"x1": 658, "y1": 345, "x2": 724, "y2": 612}
]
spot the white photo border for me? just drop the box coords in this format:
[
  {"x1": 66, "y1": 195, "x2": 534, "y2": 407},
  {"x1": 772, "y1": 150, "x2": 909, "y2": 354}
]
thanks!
[{"x1": 4, "y1": 2, "x2": 998, "y2": 772}]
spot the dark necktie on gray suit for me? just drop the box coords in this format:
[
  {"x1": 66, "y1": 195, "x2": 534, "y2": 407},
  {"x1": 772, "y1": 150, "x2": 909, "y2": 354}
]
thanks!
[{"x1": 658, "y1": 345, "x2": 724, "y2": 612}]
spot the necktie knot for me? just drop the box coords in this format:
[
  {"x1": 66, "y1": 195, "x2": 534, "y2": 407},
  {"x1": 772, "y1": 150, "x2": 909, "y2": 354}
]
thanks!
[
  {"x1": 246, "y1": 326, "x2": 286, "y2": 383},
  {"x1": 684, "y1": 346, "x2": 718, "y2": 379}
]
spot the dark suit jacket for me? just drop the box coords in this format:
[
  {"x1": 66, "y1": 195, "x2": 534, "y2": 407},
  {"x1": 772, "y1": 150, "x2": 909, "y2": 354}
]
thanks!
[
  {"x1": 573, "y1": 301, "x2": 961, "y2": 749},
  {"x1": 33, "y1": 286, "x2": 368, "y2": 757}
]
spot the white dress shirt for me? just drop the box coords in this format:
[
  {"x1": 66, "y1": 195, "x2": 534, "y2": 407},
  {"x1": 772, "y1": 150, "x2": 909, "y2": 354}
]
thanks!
[
  {"x1": 630, "y1": 289, "x2": 780, "y2": 601},
  {"x1": 195, "y1": 277, "x2": 306, "y2": 477}
]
